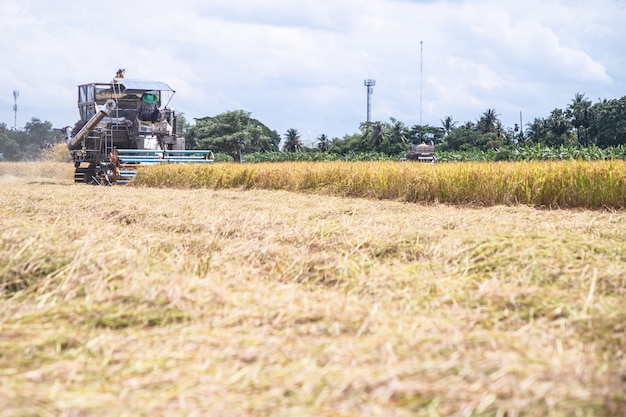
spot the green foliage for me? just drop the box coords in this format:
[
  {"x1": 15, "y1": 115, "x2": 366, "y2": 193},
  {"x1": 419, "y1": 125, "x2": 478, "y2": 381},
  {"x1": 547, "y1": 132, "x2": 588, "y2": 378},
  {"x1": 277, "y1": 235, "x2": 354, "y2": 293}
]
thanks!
[
  {"x1": 436, "y1": 144, "x2": 626, "y2": 162},
  {"x1": 437, "y1": 110, "x2": 511, "y2": 152},
  {"x1": 0, "y1": 119, "x2": 61, "y2": 161},
  {"x1": 0, "y1": 132, "x2": 20, "y2": 160},
  {"x1": 589, "y1": 96, "x2": 626, "y2": 147},
  {"x1": 282, "y1": 128, "x2": 303, "y2": 152},
  {"x1": 439, "y1": 126, "x2": 482, "y2": 152},
  {"x1": 476, "y1": 108, "x2": 501, "y2": 134},
  {"x1": 316, "y1": 133, "x2": 332, "y2": 153},
  {"x1": 360, "y1": 121, "x2": 387, "y2": 151},
  {"x1": 8, "y1": 90, "x2": 626, "y2": 163},
  {"x1": 174, "y1": 112, "x2": 192, "y2": 136},
  {"x1": 543, "y1": 108, "x2": 575, "y2": 147},
  {"x1": 213, "y1": 152, "x2": 235, "y2": 162},
  {"x1": 188, "y1": 110, "x2": 280, "y2": 162},
  {"x1": 440, "y1": 115, "x2": 457, "y2": 137},
  {"x1": 566, "y1": 93, "x2": 592, "y2": 146},
  {"x1": 215, "y1": 144, "x2": 626, "y2": 164},
  {"x1": 522, "y1": 94, "x2": 626, "y2": 148},
  {"x1": 330, "y1": 132, "x2": 369, "y2": 155},
  {"x1": 240, "y1": 151, "x2": 399, "y2": 163},
  {"x1": 436, "y1": 148, "x2": 497, "y2": 162},
  {"x1": 409, "y1": 124, "x2": 444, "y2": 145},
  {"x1": 333, "y1": 118, "x2": 414, "y2": 157}
]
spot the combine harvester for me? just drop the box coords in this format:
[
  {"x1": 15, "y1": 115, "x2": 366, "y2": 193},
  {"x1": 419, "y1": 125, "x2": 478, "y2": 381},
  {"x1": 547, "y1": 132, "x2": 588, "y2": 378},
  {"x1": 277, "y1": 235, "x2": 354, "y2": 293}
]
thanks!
[
  {"x1": 65, "y1": 70, "x2": 213, "y2": 185},
  {"x1": 405, "y1": 142, "x2": 437, "y2": 163}
]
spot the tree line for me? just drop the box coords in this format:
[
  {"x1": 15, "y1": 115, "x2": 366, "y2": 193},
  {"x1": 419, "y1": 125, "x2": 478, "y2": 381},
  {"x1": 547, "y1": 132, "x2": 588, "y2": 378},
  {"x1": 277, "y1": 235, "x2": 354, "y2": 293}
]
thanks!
[
  {"x1": 0, "y1": 119, "x2": 61, "y2": 161},
  {"x1": 2, "y1": 92, "x2": 626, "y2": 162},
  {"x1": 189, "y1": 92, "x2": 626, "y2": 161}
]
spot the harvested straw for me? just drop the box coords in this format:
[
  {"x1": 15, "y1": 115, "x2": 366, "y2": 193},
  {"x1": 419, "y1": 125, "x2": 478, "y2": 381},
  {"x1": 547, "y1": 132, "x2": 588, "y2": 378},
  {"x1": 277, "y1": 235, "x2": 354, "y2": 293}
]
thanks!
[{"x1": 1, "y1": 174, "x2": 624, "y2": 415}]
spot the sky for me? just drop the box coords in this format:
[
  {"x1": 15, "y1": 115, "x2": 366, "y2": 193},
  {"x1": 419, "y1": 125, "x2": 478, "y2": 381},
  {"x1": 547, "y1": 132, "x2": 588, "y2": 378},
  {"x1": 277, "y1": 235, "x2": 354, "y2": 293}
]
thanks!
[{"x1": 1, "y1": 0, "x2": 625, "y2": 146}]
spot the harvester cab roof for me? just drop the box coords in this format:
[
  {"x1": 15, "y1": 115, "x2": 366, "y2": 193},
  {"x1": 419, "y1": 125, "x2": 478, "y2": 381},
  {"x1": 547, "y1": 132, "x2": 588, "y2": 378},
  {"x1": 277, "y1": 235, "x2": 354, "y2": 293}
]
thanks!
[{"x1": 76, "y1": 78, "x2": 175, "y2": 123}]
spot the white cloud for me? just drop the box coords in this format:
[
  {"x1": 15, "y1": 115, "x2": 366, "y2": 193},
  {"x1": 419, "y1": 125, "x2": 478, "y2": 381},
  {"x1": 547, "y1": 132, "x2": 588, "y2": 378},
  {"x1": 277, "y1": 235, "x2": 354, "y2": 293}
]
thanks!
[{"x1": 0, "y1": 0, "x2": 624, "y2": 138}]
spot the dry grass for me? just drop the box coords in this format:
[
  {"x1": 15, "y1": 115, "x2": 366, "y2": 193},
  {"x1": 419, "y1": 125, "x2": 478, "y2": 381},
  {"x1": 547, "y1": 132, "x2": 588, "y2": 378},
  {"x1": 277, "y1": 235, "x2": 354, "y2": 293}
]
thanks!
[
  {"x1": 0, "y1": 161, "x2": 74, "y2": 184},
  {"x1": 0, "y1": 164, "x2": 625, "y2": 416}
]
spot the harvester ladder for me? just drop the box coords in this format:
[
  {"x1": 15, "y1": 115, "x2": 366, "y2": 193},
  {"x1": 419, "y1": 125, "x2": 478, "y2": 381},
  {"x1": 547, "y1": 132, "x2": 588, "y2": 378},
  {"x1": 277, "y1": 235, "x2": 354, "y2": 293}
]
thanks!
[{"x1": 103, "y1": 129, "x2": 114, "y2": 158}]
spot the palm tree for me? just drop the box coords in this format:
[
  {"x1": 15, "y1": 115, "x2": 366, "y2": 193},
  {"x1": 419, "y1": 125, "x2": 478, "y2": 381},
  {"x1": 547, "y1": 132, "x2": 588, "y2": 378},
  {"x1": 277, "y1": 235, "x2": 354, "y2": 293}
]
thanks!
[
  {"x1": 316, "y1": 133, "x2": 331, "y2": 153},
  {"x1": 477, "y1": 109, "x2": 500, "y2": 134},
  {"x1": 545, "y1": 108, "x2": 573, "y2": 147},
  {"x1": 526, "y1": 118, "x2": 546, "y2": 144},
  {"x1": 369, "y1": 121, "x2": 386, "y2": 151},
  {"x1": 282, "y1": 128, "x2": 303, "y2": 152},
  {"x1": 566, "y1": 92, "x2": 592, "y2": 146},
  {"x1": 389, "y1": 118, "x2": 408, "y2": 145},
  {"x1": 440, "y1": 115, "x2": 456, "y2": 137}
]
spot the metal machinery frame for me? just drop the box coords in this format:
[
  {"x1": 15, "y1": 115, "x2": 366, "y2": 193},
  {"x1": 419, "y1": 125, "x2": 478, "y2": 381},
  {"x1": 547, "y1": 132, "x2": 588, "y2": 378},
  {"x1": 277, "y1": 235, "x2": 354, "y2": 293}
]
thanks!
[{"x1": 66, "y1": 77, "x2": 213, "y2": 184}]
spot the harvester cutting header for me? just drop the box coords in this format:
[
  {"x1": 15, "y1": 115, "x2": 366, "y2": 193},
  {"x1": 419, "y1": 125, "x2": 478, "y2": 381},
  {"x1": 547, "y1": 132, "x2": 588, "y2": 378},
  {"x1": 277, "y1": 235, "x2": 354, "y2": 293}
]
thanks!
[{"x1": 66, "y1": 70, "x2": 213, "y2": 184}]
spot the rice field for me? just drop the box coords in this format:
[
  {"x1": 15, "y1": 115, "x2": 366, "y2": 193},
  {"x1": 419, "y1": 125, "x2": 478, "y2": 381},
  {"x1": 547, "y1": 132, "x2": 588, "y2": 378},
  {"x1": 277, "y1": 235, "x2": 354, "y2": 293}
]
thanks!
[
  {"x1": 1, "y1": 161, "x2": 625, "y2": 416},
  {"x1": 132, "y1": 160, "x2": 626, "y2": 209}
]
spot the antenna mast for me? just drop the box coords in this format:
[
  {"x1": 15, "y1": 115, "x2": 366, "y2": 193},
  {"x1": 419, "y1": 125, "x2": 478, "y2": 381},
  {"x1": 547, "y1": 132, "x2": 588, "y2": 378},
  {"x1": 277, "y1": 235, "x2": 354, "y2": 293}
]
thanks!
[
  {"x1": 419, "y1": 40, "x2": 423, "y2": 126},
  {"x1": 12, "y1": 90, "x2": 19, "y2": 130},
  {"x1": 364, "y1": 79, "x2": 376, "y2": 123}
]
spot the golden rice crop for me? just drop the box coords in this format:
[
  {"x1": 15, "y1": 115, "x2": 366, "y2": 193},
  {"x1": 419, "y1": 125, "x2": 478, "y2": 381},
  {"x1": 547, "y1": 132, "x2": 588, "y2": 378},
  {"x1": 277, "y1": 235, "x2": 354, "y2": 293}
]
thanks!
[{"x1": 132, "y1": 160, "x2": 626, "y2": 209}]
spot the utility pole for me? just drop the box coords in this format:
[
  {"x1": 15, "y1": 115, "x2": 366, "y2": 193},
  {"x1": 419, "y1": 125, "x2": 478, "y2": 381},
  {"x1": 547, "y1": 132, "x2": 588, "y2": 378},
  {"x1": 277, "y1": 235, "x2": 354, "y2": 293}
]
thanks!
[{"x1": 364, "y1": 79, "x2": 376, "y2": 123}]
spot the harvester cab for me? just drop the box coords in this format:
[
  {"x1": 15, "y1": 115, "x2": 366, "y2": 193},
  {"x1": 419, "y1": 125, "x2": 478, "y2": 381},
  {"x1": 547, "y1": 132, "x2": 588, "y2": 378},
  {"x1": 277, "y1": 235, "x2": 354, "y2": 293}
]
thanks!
[{"x1": 66, "y1": 73, "x2": 213, "y2": 185}]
